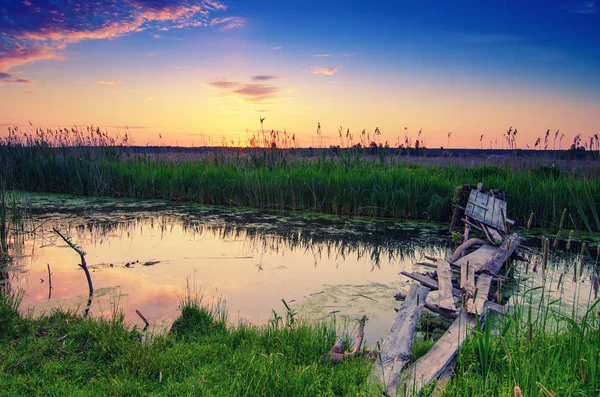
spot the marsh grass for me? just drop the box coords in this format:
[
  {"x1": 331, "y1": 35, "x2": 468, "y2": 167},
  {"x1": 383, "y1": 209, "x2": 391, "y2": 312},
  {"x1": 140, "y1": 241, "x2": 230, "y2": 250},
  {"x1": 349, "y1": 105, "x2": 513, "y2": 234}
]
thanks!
[
  {"x1": 0, "y1": 288, "x2": 372, "y2": 396},
  {"x1": 1, "y1": 128, "x2": 599, "y2": 231}
]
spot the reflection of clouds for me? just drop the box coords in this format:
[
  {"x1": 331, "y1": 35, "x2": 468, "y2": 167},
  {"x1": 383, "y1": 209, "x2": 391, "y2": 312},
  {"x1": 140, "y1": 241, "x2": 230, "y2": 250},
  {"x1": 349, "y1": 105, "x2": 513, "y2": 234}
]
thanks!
[{"x1": 15, "y1": 195, "x2": 453, "y2": 329}]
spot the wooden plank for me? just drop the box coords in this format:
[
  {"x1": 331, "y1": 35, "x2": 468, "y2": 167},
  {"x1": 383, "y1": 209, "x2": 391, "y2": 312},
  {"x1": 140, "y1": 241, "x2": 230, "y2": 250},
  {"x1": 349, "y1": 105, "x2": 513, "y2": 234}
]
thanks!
[
  {"x1": 460, "y1": 260, "x2": 475, "y2": 295},
  {"x1": 479, "y1": 234, "x2": 521, "y2": 275},
  {"x1": 436, "y1": 260, "x2": 456, "y2": 311},
  {"x1": 373, "y1": 284, "x2": 430, "y2": 395},
  {"x1": 454, "y1": 245, "x2": 498, "y2": 273},
  {"x1": 399, "y1": 310, "x2": 477, "y2": 395},
  {"x1": 466, "y1": 273, "x2": 493, "y2": 314},
  {"x1": 400, "y1": 271, "x2": 439, "y2": 290},
  {"x1": 400, "y1": 272, "x2": 464, "y2": 297}
]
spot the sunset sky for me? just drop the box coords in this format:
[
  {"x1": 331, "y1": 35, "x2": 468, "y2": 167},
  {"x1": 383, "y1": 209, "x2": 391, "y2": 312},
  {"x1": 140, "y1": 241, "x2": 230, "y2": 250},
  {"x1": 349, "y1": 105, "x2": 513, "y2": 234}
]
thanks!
[{"x1": 1, "y1": 0, "x2": 599, "y2": 148}]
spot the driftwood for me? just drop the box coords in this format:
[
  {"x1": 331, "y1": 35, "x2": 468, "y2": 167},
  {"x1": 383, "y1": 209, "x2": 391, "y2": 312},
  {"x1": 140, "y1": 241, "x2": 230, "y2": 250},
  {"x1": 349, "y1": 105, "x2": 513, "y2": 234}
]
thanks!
[
  {"x1": 53, "y1": 228, "x2": 94, "y2": 317},
  {"x1": 325, "y1": 315, "x2": 366, "y2": 364},
  {"x1": 373, "y1": 284, "x2": 430, "y2": 395}
]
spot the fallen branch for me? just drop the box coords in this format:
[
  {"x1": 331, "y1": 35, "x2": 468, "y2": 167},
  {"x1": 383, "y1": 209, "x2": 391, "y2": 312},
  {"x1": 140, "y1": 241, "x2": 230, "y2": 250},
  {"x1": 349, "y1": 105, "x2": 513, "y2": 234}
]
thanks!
[
  {"x1": 53, "y1": 228, "x2": 94, "y2": 317},
  {"x1": 325, "y1": 315, "x2": 366, "y2": 364}
]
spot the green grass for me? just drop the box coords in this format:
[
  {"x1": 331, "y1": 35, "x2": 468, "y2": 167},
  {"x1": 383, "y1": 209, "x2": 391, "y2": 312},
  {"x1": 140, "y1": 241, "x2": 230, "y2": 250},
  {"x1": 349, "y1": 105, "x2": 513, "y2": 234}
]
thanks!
[
  {"x1": 423, "y1": 281, "x2": 600, "y2": 397},
  {"x1": 0, "y1": 289, "x2": 372, "y2": 396},
  {"x1": 1, "y1": 138, "x2": 599, "y2": 231}
]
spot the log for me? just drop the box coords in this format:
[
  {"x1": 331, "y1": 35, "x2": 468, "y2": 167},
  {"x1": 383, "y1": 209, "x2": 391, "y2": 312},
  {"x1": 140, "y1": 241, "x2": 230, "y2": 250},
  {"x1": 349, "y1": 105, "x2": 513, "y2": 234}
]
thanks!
[
  {"x1": 447, "y1": 238, "x2": 489, "y2": 264},
  {"x1": 373, "y1": 284, "x2": 430, "y2": 395}
]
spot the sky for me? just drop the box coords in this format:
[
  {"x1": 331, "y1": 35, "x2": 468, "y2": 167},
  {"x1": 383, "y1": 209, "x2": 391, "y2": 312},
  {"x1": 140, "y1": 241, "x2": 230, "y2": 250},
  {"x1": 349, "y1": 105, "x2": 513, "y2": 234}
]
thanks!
[{"x1": 0, "y1": 0, "x2": 599, "y2": 148}]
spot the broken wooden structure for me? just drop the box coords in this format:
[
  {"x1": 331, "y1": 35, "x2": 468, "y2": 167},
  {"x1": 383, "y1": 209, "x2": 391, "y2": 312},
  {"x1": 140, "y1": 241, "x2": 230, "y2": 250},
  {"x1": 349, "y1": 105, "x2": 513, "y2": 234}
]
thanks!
[{"x1": 371, "y1": 184, "x2": 524, "y2": 396}]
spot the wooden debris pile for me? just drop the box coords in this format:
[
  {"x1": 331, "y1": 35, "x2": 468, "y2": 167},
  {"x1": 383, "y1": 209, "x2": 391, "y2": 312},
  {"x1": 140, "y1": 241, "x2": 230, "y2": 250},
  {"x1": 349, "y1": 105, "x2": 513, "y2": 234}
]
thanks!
[{"x1": 370, "y1": 183, "x2": 525, "y2": 396}]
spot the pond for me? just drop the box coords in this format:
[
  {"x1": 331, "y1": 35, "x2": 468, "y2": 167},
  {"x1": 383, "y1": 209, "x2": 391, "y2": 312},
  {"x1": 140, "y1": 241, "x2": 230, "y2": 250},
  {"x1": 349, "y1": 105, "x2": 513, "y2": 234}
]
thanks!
[{"x1": 2, "y1": 193, "x2": 598, "y2": 343}]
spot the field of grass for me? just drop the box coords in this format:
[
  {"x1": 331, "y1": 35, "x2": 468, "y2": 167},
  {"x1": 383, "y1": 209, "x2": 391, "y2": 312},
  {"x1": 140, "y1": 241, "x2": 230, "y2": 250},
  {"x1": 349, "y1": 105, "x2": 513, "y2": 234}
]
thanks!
[
  {"x1": 0, "y1": 289, "x2": 372, "y2": 396},
  {"x1": 1, "y1": 127, "x2": 599, "y2": 232}
]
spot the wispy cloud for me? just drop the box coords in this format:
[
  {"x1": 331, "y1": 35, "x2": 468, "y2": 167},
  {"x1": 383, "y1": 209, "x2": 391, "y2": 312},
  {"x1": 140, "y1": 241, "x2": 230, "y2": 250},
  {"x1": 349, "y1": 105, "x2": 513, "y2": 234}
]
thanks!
[
  {"x1": 312, "y1": 65, "x2": 341, "y2": 75},
  {"x1": 10, "y1": 78, "x2": 34, "y2": 85},
  {"x1": 313, "y1": 53, "x2": 331, "y2": 57},
  {"x1": 207, "y1": 76, "x2": 281, "y2": 103},
  {"x1": 562, "y1": 1, "x2": 598, "y2": 14},
  {"x1": 97, "y1": 80, "x2": 122, "y2": 85},
  {"x1": 210, "y1": 16, "x2": 245, "y2": 30},
  {"x1": 272, "y1": 46, "x2": 282, "y2": 51},
  {"x1": 343, "y1": 53, "x2": 354, "y2": 57},
  {"x1": 233, "y1": 84, "x2": 279, "y2": 102},
  {"x1": 0, "y1": 73, "x2": 34, "y2": 85},
  {"x1": 252, "y1": 75, "x2": 277, "y2": 81},
  {"x1": 207, "y1": 79, "x2": 240, "y2": 88},
  {"x1": 0, "y1": 0, "x2": 240, "y2": 74}
]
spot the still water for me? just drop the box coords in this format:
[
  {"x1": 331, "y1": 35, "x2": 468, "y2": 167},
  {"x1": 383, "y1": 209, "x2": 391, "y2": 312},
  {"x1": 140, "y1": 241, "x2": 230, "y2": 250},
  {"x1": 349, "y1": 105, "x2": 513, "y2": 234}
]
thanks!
[{"x1": 4, "y1": 193, "x2": 597, "y2": 342}]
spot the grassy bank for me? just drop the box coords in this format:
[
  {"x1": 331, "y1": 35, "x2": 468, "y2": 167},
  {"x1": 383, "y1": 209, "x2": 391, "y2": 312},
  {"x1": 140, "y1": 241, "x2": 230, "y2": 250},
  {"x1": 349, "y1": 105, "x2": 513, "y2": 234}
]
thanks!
[
  {"x1": 1, "y1": 136, "x2": 599, "y2": 231},
  {"x1": 427, "y1": 285, "x2": 600, "y2": 396},
  {"x1": 0, "y1": 290, "x2": 372, "y2": 396}
]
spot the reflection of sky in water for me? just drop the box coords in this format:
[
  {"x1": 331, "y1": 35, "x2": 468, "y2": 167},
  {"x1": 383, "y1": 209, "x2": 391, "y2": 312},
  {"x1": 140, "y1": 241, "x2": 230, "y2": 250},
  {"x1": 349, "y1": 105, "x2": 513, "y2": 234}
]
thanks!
[
  {"x1": 4, "y1": 193, "x2": 598, "y2": 343},
  {"x1": 6, "y1": 193, "x2": 452, "y2": 342}
]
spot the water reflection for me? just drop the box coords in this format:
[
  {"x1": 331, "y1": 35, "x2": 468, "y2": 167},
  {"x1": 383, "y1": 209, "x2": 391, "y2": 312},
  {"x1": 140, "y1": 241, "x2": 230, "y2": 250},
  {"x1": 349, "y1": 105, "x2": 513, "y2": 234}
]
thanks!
[
  {"x1": 10, "y1": 193, "x2": 452, "y2": 341},
  {"x1": 7, "y1": 193, "x2": 598, "y2": 343}
]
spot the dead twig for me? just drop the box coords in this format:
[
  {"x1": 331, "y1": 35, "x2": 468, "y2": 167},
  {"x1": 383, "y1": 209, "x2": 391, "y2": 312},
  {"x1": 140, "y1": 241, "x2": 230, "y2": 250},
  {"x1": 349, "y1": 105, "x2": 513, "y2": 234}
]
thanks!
[
  {"x1": 135, "y1": 309, "x2": 150, "y2": 331},
  {"x1": 47, "y1": 263, "x2": 53, "y2": 301},
  {"x1": 53, "y1": 228, "x2": 94, "y2": 317}
]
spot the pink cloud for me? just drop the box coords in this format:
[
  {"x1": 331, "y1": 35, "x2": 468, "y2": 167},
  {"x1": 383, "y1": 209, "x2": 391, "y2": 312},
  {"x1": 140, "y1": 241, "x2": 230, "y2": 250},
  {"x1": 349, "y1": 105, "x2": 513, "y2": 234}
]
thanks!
[
  {"x1": 233, "y1": 83, "x2": 278, "y2": 102},
  {"x1": 0, "y1": 0, "x2": 240, "y2": 74},
  {"x1": 207, "y1": 79, "x2": 240, "y2": 88},
  {"x1": 210, "y1": 16, "x2": 245, "y2": 30},
  {"x1": 312, "y1": 65, "x2": 341, "y2": 75}
]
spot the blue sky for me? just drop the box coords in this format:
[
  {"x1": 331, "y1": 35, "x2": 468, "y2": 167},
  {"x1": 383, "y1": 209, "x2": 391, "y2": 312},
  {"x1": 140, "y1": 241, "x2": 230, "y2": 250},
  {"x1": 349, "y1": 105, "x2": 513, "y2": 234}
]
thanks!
[{"x1": 0, "y1": 0, "x2": 598, "y2": 147}]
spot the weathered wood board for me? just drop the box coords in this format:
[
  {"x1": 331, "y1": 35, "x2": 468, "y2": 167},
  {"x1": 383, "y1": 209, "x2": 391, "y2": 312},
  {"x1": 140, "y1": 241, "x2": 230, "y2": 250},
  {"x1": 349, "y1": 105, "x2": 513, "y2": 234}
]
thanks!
[
  {"x1": 373, "y1": 284, "x2": 430, "y2": 395},
  {"x1": 466, "y1": 273, "x2": 493, "y2": 314},
  {"x1": 465, "y1": 189, "x2": 514, "y2": 232},
  {"x1": 399, "y1": 310, "x2": 477, "y2": 395},
  {"x1": 460, "y1": 260, "x2": 476, "y2": 294},
  {"x1": 400, "y1": 271, "x2": 463, "y2": 297},
  {"x1": 479, "y1": 234, "x2": 521, "y2": 275},
  {"x1": 436, "y1": 260, "x2": 456, "y2": 311},
  {"x1": 454, "y1": 244, "x2": 497, "y2": 272}
]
